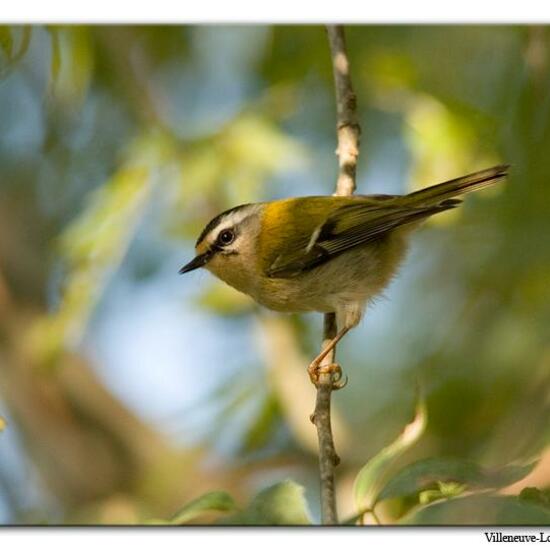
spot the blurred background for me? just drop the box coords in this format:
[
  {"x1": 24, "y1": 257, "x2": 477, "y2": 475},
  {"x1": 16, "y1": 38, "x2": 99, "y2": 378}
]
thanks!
[{"x1": 0, "y1": 25, "x2": 549, "y2": 525}]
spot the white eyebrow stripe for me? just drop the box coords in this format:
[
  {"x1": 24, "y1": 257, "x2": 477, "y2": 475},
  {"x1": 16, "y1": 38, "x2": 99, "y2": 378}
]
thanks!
[{"x1": 208, "y1": 204, "x2": 262, "y2": 242}]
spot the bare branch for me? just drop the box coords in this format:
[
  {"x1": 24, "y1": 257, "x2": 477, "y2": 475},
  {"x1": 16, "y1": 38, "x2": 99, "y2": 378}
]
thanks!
[
  {"x1": 311, "y1": 312, "x2": 340, "y2": 524},
  {"x1": 327, "y1": 25, "x2": 361, "y2": 197},
  {"x1": 311, "y1": 25, "x2": 362, "y2": 525}
]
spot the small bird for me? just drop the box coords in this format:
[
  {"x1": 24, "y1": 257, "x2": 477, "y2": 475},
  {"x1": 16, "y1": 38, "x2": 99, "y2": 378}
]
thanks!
[{"x1": 180, "y1": 165, "x2": 508, "y2": 386}]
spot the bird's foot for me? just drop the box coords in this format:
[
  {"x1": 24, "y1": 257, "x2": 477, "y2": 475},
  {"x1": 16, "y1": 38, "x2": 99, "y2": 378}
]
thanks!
[{"x1": 307, "y1": 362, "x2": 348, "y2": 390}]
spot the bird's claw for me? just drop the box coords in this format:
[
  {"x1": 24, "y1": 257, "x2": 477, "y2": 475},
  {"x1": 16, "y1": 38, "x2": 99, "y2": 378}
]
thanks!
[{"x1": 308, "y1": 362, "x2": 348, "y2": 390}]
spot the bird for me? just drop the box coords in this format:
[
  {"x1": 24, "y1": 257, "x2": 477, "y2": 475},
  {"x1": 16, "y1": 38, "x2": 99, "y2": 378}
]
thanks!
[{"x1": 180, "y1": 165, "x2": 509, "y2": 387}]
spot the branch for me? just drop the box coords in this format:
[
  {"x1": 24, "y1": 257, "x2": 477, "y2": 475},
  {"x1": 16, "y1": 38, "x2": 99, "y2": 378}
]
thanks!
[
  {"x1": 327, "y1": 25, "x2": 361, "y2": 197},
  {"x1": 311, "y1": 312, "x2": 340, "y2": 524},
  {"x1": 311, "y1": 25, "x2": 361, "y2": 525}
]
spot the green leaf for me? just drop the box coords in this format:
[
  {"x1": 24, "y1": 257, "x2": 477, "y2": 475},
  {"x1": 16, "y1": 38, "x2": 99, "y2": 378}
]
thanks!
[
  {"x1": 46, "y1": 26, "x2": 94, "y2": 107},
  {"x1": 170, "y1": 491, "x2": 236, "y2": 524},
  {"x1": 418, "y1": 481, "x2": 466, "y2": 506},
  {"x1": 145, "y1": 491, "x2": 237, "y2": 525},
  {"x1": 400, "y1": 494, "x2": 550, "y2": 525},
  {"x1": 241, "y1": 392, "x2": 281, "y2": 452},
  {"x1": 0, "y1": 26, "x2": 31, "y2": 77},
  {"x1": 377, "y1": 458, "x2": 537, "y2": 504},
  {"x1": 0, "y1": 26, "x2": 13, "y2": 58},
  {"x1": 353, "y1": 400, "x2": 427, "y2": 512},
  {"x1": 221, "y1": 481, "x2": 312, "y2": 525},
  {"x1": 519, "y1": 487, "x2": 550, "y2": 509},
  {"x1": 47, "y1": 26, "x2": 61, "y2": 90}
]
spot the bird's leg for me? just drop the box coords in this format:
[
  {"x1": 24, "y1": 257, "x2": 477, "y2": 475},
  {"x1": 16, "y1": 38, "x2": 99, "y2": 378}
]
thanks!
[{"x1": 308, "y1": 326, "x2": 350, "y2": 389}]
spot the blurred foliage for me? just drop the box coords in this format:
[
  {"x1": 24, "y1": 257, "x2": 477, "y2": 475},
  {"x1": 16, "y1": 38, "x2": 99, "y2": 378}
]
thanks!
[
  {"x1": 400, "y1": 494, "x2": 550, "y2": 525},
  {"x1": 147, "y1": 490, "x2": 237, "y2": 525},
  {"x1": 0, "y1": 26, "x2": 31, "y2": 79},
  {"x1": 221, "y1": 480, "x2": 312, "y2": 525},
  {"x1": 0, "y1": 24, "x2": 549, "y2": 525},
  {"x1": 147, "y1": 480, "x2": 311, "y2": 526},
  {"x1": 376, "y1": 458, "x2": 536, "y2": 506},
  {"x1": 354, "y1": 399, "x2": 426, "y2": 514},
  {"x1": 520, "y1": 487, "x2": 550, "y2": 509},
  {"x1": 28, "y1": 138, "x2": 157, "y2": 365}
]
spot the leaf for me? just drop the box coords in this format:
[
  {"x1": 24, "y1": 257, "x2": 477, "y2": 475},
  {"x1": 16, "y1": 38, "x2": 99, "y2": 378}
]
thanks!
[
  {"x1": 418, "y1": 481, "x2": 466, "y2": 506},
  {"x1": 46, "y1": 26, "x2": 94, "y2": 107},
  {"x1": 221, "y1": 481, "x2": 312, "y2": 525},
  {"x1": 376, "y1": 458, "x2": 537, "y2": 504},
  {"x1": 241, "y1": 392, "x2": 282, "y2": 453},
  {"x1": 170, "y1": 491, "x2": 236, "y2": 524},
  {"x1": 145, "y1": 491, "x2": 236, "y2": 525},
  {"x1": 47, "y1": 26, "x2": 61, "y2": 90},
  {"x1": 0, "y1": 26, "x2": 13, "y2": 58},
  {"x1": 0, "y1": 416, "x2": 6, "y2": 432},
  {"x1": 0, "y1": 26, "x2": 31, "y2": 78},
  {"x1": 353, "y1": 400, "x2": 427, "y2": 512},
  {"x1": 519, "y1": 487, "x2": 550, "y2": 509},
  {"x1": 400, "y1": 494, "x2": 550, "y2": 525}
]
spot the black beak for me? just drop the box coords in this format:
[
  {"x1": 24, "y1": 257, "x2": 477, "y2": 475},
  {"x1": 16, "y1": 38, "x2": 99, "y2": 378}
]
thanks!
[{"x1": 178, "y1": 251, "x2": 211, "y2": 275}]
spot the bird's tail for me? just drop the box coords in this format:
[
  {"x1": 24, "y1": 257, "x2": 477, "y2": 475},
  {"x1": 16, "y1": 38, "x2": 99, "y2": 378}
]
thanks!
[{"x1": 405, "y1": 164, "x2": 509, "y2": 206}]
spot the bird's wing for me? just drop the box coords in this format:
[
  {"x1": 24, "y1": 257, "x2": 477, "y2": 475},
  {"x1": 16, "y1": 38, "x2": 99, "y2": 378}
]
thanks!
[{"x1": 266, "y1": 198, "x2": 458, "y2": 278}]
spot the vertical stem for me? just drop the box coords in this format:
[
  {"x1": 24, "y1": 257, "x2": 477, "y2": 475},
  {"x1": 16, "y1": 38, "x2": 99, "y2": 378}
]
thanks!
[
  {"x1": 326, "y1": 25, "x2": 361, "y2": 197},
  {"x1": 312, "y1": 313, "x2": 340, "y2": 524},
  {"x1": 311, "y1": 25, "x2": 361, "y2": 525}
]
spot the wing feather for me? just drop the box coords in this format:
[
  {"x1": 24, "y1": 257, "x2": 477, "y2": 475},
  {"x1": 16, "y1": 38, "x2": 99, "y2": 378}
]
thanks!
[
  {"x1": 266, "y1": 200, "x2": 458, "y2": 278},
  {"x1": 265, "y1": 164, "x2": 507, "y2": 279}
]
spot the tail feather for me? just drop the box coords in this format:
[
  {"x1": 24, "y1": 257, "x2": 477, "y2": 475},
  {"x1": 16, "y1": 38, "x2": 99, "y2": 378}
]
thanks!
[{"x1": 405, "y1": 165, "x2": 509, "y2": 205}]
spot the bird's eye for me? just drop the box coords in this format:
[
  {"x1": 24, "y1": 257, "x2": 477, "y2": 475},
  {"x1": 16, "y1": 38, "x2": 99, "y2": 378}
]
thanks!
[{"x1": 217, "y1": 229, "x2": 235, "y2": 246}]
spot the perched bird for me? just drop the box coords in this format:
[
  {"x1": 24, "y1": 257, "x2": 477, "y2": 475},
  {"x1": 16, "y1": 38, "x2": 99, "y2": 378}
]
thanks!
[{"x1": 180, "y1": 165, "x2": 508, "y2": 386}]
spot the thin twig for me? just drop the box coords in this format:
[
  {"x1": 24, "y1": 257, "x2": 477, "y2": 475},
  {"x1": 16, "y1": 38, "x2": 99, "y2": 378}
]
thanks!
[
  {"x1": 311, "y1": 25, "x2": 361, "y2": 525},
  {"x1": 326, "y1": 25, "x2": 361, "y2": 197},
  {"x1": 312, "y1": 312, "x2": 340, "y2": 524}
]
